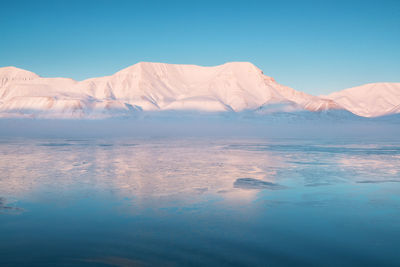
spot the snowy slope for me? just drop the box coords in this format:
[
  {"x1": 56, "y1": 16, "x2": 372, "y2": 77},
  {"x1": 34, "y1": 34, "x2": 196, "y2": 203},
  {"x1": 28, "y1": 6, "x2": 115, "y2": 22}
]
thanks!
[
  {"x1": 0, "y1": 62, "x2": 396, "y2": 118},
  {"x1": 325, "y1": 83, "x2": 400, "y2": 117},
  {"x1": 75, "y1": 62, "x2": 342, "y2": 114}
]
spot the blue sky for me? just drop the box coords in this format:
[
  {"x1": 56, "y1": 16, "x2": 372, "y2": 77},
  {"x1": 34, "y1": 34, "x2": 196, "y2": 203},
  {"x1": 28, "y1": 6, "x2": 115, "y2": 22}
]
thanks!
[{"x1": 1, "y1": 0, "x2": 399, "y2": 95}]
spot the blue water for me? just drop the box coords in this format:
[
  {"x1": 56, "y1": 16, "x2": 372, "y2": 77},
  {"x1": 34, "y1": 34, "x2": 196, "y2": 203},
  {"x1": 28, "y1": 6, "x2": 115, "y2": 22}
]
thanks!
[{"x1": 0, "y1": 137, "x2": 400, "y2": 266}]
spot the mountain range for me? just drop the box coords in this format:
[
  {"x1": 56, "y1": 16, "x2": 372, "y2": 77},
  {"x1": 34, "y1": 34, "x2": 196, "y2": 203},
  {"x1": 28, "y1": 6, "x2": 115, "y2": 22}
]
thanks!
[{"x1": 0, "y1": 62, "x2": 399, "y2": 118}]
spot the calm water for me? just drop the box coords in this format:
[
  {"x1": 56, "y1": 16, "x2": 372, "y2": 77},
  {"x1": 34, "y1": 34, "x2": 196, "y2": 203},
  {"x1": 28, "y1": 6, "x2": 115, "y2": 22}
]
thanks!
[{"x1": 0, "y1": 137, "x2": 400, "y2": 266}]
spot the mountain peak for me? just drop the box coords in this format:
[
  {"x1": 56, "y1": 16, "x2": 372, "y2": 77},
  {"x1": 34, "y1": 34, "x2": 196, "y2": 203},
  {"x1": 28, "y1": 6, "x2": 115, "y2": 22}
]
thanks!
[
  {"x1": 221, "y1": 61, "x2": 259, "y2": 68},
  {"x1": 326, "y1": 82, "x2": 400, "y2": 117},
  {"x1": 115, "y1": 61, "x2": 262, "y2": 75},
  {"x1": 0, "y1": 66, "x2": 40, "y2": 80}
]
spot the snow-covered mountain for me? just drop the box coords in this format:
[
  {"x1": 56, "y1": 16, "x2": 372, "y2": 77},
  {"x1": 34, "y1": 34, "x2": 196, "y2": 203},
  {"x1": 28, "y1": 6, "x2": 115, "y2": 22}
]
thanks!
[
  {"x1": 0, "y1": 62, "x2": 398, "y2": 118},
  {"x1": 325, "y1": 83, "x2": 400, "y2": 117}
]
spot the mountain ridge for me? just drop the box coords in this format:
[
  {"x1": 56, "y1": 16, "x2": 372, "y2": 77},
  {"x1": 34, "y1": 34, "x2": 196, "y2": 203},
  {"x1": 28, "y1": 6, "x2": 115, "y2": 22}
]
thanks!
[{"x1": 0, "y1": 62, "x2": 398, "y2": 118}]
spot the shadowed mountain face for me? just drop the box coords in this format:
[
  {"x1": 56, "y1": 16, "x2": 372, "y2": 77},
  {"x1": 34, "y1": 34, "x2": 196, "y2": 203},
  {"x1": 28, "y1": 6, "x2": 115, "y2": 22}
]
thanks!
[{"x1": 0, "y1": 62, "x2": 398, "y2": 118}]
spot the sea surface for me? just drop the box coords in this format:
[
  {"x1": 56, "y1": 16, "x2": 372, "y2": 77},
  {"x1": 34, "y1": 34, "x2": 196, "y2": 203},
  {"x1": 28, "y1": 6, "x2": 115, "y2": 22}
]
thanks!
[{"x1": 0, "y1": 137, "x2": 400, "y2": 266}]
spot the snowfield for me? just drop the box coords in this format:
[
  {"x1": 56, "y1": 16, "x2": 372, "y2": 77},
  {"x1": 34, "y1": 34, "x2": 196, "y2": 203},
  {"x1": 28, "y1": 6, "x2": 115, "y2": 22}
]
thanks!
[{"x1": 325, "y1": 82, "x2": 400, "y2": 117}]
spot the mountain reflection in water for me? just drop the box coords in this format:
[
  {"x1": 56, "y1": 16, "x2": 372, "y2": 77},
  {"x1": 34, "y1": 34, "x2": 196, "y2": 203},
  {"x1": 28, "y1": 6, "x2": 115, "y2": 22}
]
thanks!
[{"x1": 0, "y1": 137, "x2": 399, "y2": 266}]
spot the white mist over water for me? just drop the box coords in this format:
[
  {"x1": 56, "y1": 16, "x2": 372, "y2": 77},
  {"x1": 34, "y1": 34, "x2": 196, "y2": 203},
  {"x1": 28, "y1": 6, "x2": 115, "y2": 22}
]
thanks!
[{"x1": 0, "y1": 113, "x2": 399, "y2": 139}]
